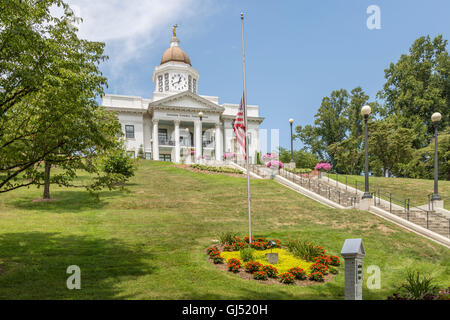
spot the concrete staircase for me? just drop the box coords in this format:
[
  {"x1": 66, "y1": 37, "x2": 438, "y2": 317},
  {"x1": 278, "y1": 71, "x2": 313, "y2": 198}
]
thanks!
[
  {"x1": 279, "y1": 169, "x2": 359, "y2": 207},
  {"x1": 229, "y1": 162, "x2": 450, "y2": 247}
]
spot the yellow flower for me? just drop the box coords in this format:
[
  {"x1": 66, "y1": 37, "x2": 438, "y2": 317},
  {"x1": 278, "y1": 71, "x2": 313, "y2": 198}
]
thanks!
[{"x1": 222, "y1": 248, "x2": 313, "y2": 274}]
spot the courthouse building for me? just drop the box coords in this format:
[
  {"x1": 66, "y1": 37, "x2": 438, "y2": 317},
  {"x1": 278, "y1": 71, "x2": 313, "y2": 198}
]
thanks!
[{"x1": 102, "y1": 28, "x2": 264, "y2": 163}]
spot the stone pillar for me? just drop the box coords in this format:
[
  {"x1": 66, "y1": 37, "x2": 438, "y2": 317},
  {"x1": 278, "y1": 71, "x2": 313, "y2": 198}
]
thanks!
[
  {"x1": 152, "y1": 119, "x2": 159, "y2": 161},
  {"x1": 174, "y1": 120, "x2": 180, "y2": 163},
  {"x1": 194, "y1": 120, "x2": 202, "y2": 163},
  {"x1": 215, "y1": 123, "x2": 223, "y2": 162},
  {"x1": 359, "y1": 198, "x2": 371, "y2": 210},
  {"x1": 341, "y1": 239, "x2": 366, "y2": 300}
]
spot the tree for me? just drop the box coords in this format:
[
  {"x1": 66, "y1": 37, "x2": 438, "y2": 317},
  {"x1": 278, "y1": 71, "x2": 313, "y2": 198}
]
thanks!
[
  {"x1": 368, "y1": 118, "x2": 414, "y2": 177},
  {"x1": 328, "y1": 136, "x2": 363, "y2": 175},
  {"x1": 37, "y1": 107, "x2": 123, "y2": 199},
  {"x1": 295, "y1": 87, "x2": 374, "y2": 169},
  {"x1": 378, "y1": 35, "x2": 450, "y2": 147},
  {"x1": 102, "y1": 148, "x2": 136, "y2": 180},
  {"x1": 0, "y1": 0, "x2": 124, "y2": 197},
  {"x1": 137, "y1": 145, "x2": 145, "y2": 159},
  {"x1": 398, "y1": 129, "x2": 450, "y2": 180},
  {"x1": 279, "y1": 147, "x2": 319, "y2": 169}
]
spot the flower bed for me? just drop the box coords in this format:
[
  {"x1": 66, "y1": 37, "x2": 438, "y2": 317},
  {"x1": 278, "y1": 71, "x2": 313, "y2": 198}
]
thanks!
[
  {"x1": 190, "y1": 164, "x2": 243, "y2": 174},
  {"x1": 206, "y1": 234, "x2": 340, "y2": 286}
]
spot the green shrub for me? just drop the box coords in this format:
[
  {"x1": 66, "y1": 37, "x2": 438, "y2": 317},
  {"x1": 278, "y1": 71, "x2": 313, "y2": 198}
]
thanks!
[
  {"x1": 102, "y1": 149, "x2": 136, "y2": 179},
  {"x1": 218, "y1": 231, "x2": 237, "y2": 245},
  {"x1": 212, "y1": 255, "x2": 224, "y2": 264},
  {"x1": 253, "y1": 271, "x2": 268, "y2": 280},
  {"x1": 137, "y1": 144, "x2": 145, "y2": 159},
  {"x1": 329, "y1": 267, "x2": 339, "y2": 275},
  {"x1": 329, "y1": 256, "x2": 341, "y2": 266},
  {"x1": 285, "y1": 168, "x2": 312, "y2": 174},
  {"x1": 310, "y1": 262, "x2": 328, "y2": 275},
  {"x1": 400, "y1": 270, "x2": 439, "y2": 300},
  {"x1": 240, "y1": 248, "x2": 255, "y2": 262},
  {"x1": 262, "y1": 265, "x2": 278, "y2": 278},
  {"x1": 309, "y1": 271, "x2": 324, "y2": 282},
  {"x1": 288, "y1": 267, "x2": 307, "y2": 280},
  {"x1": 244, "y1": 261, "x2": 262, "y2": 273},
  {"x1": 279, "y1": 272, "x2": 295, "y2": 284},
  {"x1": 227, "y1": 258, "x2": 241, "y2": 273},
  {"x1": 287, "y1": 239, "x2": 324, "y2": 262},
  {"x1": 190, "y1": 164, "x2": 243, "y2": 174}
]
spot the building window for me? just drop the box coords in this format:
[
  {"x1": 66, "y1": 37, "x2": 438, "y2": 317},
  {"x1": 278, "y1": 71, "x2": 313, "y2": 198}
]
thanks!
[
  {"x1": 158, "y1": 75, "x2": 163, "y2": 92},
  {"x1": 127, "y1": 151, "x2": 135, "y2": 159},
  {"x1": 161, "y1": 154, "x2": 171, "y2": 162},
  {"x1": 188, "y1": 75, "x2": 192, "y2": 92},
  {"x1": 193, "y1": 79, "x2": 197, "y2": 94},
  {"x1": 125, "y1": 125, "x2": 135, "y2": 139},
  {"x1": 158, "y1": 128, "x2": 168, "y2": 140},
  {"x1": 247, "y1": 132, "x2": 252, "y2": 146},
  {"x1": 164, "y1": 73, "x2": 169, "y2": 91},
  {"x1": 144, "y1": 152, "x2": 152, "y2": 160}
]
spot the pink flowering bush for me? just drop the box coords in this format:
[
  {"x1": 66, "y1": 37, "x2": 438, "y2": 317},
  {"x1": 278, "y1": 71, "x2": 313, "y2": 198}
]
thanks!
[
  {"x1": 261, "y1": 153, "x2": 278, "y2": 163},
  {"x1": 315, "y1": 162, "x2": 332, "y2": 171},
  {"x1": 266, "y1": 160, "x2": 284, "y2": 169},
  {"x1": 223, "y1": 152, "x2": 235, "y2": 160}
]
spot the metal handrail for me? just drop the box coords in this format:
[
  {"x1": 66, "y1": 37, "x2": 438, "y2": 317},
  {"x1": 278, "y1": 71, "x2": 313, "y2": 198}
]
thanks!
[
  {"x1": 324, "y1": 173, "x2": 450, "y2": 238},
  {"x1": 280, "y1": 169, "x2": 359, "y2": 207}
]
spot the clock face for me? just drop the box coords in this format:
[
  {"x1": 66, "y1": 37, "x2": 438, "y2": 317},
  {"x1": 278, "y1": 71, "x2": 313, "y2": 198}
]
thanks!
[{"x1": 170, "y1": 73, "x2": 187, "y2": 91}]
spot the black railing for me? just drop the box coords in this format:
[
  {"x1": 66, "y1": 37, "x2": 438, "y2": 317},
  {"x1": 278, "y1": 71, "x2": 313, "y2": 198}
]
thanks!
[
  {"x1": 202, "y1": 140, "x2": 214, "y2": 148},
  {"x1": 279, "y1": 169, "x2": 358, "y2": 208},
  {"x1": 371, "y1": 190, "x2": 450, "y2": 238},
  {"x1": 159, "y1": 138, "x2": 175, "y2": 146},
  {"x1": 321, "y1": 173, "x2": 450, "y2": 238}
]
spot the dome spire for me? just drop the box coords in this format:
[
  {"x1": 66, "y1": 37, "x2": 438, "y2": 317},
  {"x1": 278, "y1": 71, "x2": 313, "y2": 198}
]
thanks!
[
  {"x1": 160, "y1": 25, "x2": 191, "y2": 65},
  {"x1": 170, "y1": 24, "x2": 180, "y2": 48},
  {"x1": 172, "y1": 24, "x2": 178, "y2": 37}
]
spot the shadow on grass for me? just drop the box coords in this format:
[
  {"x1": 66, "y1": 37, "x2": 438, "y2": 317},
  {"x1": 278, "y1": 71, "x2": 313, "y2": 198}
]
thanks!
[
  {"x1": 10, "y1": 189, "x2": 125, "y2": 213},
  {"x1": 0, "y1": 232, "x2": 157, "y2": 299}
]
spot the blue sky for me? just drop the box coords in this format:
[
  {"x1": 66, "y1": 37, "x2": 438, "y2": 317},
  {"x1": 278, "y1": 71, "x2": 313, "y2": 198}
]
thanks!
[{"x1": 68, "y1": 0, "x2": 450, "y2": 150}]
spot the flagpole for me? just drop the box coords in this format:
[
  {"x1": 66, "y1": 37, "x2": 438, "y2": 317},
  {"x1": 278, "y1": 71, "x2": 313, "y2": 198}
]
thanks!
[{"x1": 241, "y1": 12, "x2": 252, "y2": 244}]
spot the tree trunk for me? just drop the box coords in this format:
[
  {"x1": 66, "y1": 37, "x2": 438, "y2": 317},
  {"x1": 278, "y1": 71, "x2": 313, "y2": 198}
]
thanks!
[{"x1": 43, "y1": 161, "x2": 51, "y2": 200}]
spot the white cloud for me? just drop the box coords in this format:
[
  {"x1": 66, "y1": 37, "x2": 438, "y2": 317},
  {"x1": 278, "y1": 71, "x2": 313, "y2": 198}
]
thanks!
[{"x1": 60, "y1": 0, "x2": 215, "y2": 74}]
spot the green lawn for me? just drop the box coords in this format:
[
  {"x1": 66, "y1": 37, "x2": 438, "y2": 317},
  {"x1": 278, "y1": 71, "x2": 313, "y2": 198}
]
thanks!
[
  {"x1": 326, "y1": 173, "x2": 450, "y2": 210},
  {"x1": 0, "y1": 161, "x2": 448, "y2": 300}
]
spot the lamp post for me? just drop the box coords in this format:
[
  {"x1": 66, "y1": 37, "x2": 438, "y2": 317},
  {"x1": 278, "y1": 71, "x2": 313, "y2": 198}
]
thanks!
[
  {"x1": 198, "y1": 112, "x2": 204, "y2": 161},
  {"x1": 289, "y1": 118, "x2": 294, "y2": 164},
  {"x1": 361, "y1": 105, "x2": 372, "y2": 199},
  {"x1": 431, "y1": 112, "x2": 442, "y2": 201}
]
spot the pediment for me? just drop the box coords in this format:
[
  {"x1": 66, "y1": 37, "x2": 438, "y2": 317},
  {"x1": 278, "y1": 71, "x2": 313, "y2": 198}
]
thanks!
[{"x1": 148, "y1": 91, "x2": 224, "y2": 113}]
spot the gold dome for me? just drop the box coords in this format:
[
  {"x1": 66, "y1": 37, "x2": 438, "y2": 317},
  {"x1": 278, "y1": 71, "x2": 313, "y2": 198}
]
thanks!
[{"x1": 160, "y1": 36, "x2": 191, "y2": 66}]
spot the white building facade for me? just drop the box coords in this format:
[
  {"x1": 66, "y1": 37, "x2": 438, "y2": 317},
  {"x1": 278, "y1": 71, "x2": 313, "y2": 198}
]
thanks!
[{"x1": 102, "y1": 30, "x2": 264, "y2": 164}]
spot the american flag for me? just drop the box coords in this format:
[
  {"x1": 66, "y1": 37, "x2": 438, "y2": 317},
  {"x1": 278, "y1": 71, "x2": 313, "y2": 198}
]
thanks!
[{"x1": 233, "y1": 94, "x2": 247, "y2": 160}]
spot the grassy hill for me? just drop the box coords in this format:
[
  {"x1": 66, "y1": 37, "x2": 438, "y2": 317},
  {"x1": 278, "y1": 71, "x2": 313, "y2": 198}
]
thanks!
[
  {"x1": 326, "y1": 173, "x2": 450, "y2": 210},
  {"x1": 0, "y1": 161, "x2": 448, "y2": 300}
]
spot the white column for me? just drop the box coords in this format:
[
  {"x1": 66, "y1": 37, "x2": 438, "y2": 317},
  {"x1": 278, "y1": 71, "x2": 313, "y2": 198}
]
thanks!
[
  {"x1": 194, "y1": 120, "x2": 202, "y2": 163},
  {"x1": 174, "y1": 120, "x2": 180, "y2": 163},
  {"x1": 215, "y1": 123, "x2": 223, "y2": 162},
  {"x1": 152, "y1": 119, "x2": 159, "y2": 161}
]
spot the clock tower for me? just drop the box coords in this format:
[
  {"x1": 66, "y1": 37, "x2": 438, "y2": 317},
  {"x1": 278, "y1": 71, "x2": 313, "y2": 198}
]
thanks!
[{"x1": 152, "y1": 26, "x2": 199, "y2": 98}]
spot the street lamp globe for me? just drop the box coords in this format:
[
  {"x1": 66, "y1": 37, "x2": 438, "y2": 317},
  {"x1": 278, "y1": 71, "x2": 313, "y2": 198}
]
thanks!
[
  {"x1": 289, "y1": 118, "x2": 294, "y2": 124},
  {"x1": 361, "y1": 105, "x2": 372, "y2": 117},
  {"x1": 431, "y1": 112, "x2": 442, "y2": 123},
  {"x1": 198, "y1": 111, "x2": 204, "y2": 119}
]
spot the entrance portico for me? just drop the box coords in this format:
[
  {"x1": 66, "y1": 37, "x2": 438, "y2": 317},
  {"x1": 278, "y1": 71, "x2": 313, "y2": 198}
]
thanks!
[{"x1": 151, "y1": 113, "x2": 223, "y2": 164}]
